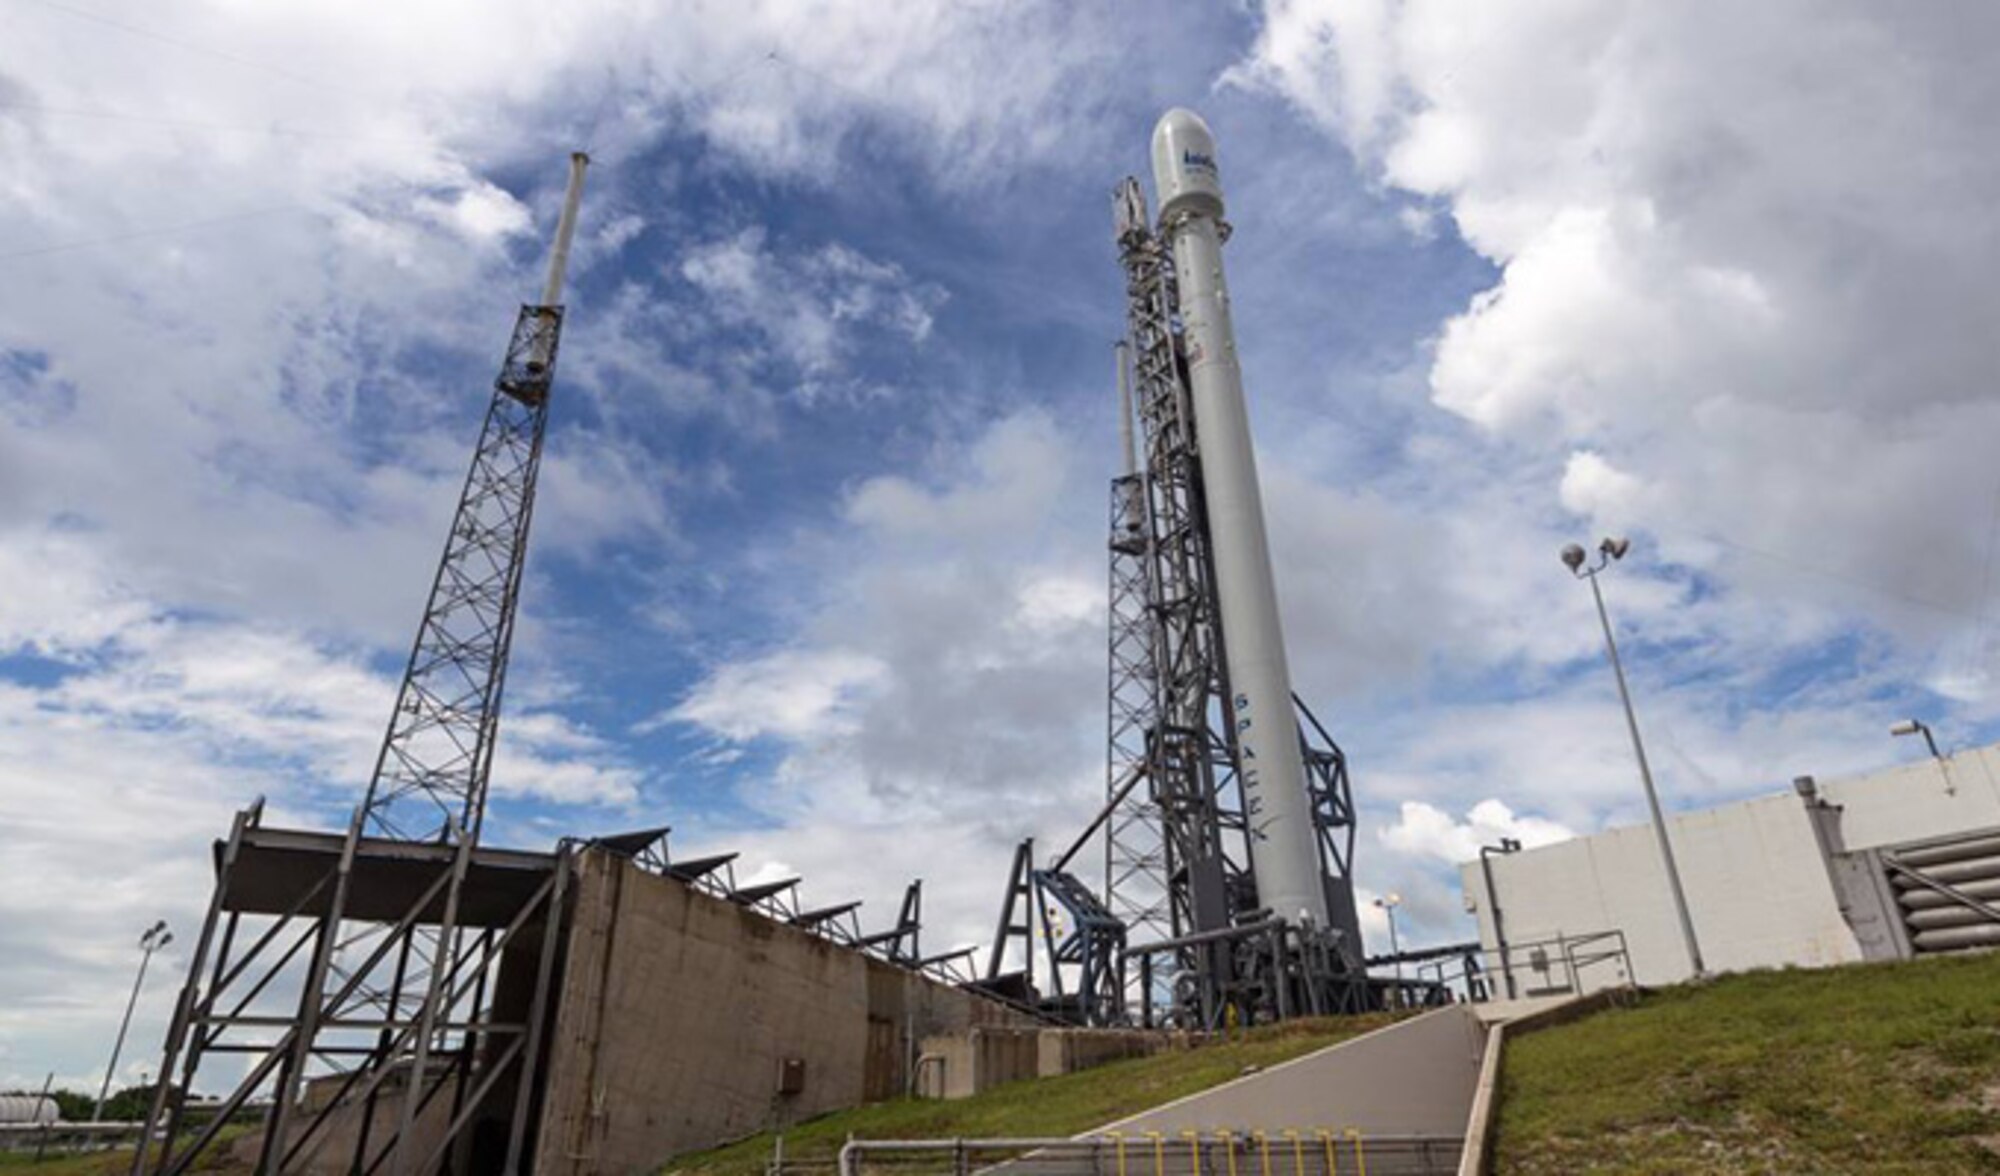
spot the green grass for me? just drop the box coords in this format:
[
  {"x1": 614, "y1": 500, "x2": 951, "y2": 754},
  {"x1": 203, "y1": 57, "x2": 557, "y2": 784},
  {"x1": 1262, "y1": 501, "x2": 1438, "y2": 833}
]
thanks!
[
  {"x1": 0, "y1": 1125, "x2": 251, "y2": 1174},
  {"x1": 1495, "y1": 950, "x2": 2000, "y2": 1174},
  {"x1": 661, "y1": 1014, "x2": 1402, "y2": 1176}
]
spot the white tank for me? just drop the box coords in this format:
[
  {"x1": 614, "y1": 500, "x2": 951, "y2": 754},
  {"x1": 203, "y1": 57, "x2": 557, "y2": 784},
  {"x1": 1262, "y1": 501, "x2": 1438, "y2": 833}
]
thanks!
[
  {"x1": 1150, "y1": 108, "x2": 1330, "y2": 930},
  {"x1": 0, "y1": 1095, "x2": 57, "y2": 1124}
]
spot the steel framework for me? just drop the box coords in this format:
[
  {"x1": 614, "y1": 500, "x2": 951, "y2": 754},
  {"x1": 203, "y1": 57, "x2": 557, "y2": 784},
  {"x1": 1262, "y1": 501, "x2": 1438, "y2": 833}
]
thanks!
[
  {"x1": 983, "y1": 840, "x2": 1126, "y2": 1026},
  {"x1": 1108, "y1": 176, "x2": 1367, "y2": 1026},
  {"x1": 1103, "y1": 463, "x2": 1169, "y2": 948},
  {"x1": 130, "y1": 806, "x2": 572, "y2": 1175},
  {"x1": 133, "y1": 153, "x2": 592, "y2": 1176},
  {"x1": 360, "y1": 303, "x2": 564, "y2": 846}
]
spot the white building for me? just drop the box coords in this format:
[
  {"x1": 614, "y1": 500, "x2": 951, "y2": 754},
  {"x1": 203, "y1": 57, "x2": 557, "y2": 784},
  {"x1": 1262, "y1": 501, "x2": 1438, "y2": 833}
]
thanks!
[{"x1": 1456, "y1": 743, "x2": 2000, "y2": 992}]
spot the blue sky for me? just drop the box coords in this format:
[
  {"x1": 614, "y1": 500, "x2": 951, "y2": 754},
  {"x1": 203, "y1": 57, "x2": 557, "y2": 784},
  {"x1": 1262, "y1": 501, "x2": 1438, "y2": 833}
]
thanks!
[{"x1": 4, "y1": 0, "x2": 1999, "y2": 1091}]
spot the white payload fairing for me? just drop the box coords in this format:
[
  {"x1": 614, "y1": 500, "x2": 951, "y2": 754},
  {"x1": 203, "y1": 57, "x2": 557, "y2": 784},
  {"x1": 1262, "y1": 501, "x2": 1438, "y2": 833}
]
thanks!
[{"x1": 1150, "y1": 109, "x2": 1330, "y2": 930}]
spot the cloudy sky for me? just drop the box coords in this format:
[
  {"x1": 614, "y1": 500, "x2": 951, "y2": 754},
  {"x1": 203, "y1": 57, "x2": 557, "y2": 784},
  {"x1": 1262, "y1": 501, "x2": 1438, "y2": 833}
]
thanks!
[{"x1": 4, "y1": 0, "x2": 1998, "y2": 1090}]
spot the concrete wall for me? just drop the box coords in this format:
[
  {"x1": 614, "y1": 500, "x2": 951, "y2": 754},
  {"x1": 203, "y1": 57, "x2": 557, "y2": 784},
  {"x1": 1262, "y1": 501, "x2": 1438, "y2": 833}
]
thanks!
[
  {"x1": 532, "y1": 852, "x2": 1036, "y2": 1176},
  {"x1": 916, "y1": 1027, "x2": 1167, "y2": 1100},
  {"x1": 1035, "y1": 1027, "x2": 1164, "y2": 1079},
  {"x1": 235, "y1": 1068, "x2": 459, "y2": 1175},
  {"x1": 1457, "y1": 742, "x2": 2000, "y2": 987}
]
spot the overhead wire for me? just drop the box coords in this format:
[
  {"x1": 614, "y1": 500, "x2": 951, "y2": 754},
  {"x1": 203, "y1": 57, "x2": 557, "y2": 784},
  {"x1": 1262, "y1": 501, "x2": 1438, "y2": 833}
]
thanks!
[
  {"x1": 0, "y1": 205, "x2": 306, "y2": 262},
  {"x1": 10, "y1": 0, "x2": 345, "y2": 93},
  {"x1": 1950, "y1": 476, "x2": 2000, "y2": 681},
  {"x1": 1702, "y1": 532, "x2": 1985, "y2": 624},
  {"x1": 0, "y1": 99, "x2": 434, "y2": 147}
]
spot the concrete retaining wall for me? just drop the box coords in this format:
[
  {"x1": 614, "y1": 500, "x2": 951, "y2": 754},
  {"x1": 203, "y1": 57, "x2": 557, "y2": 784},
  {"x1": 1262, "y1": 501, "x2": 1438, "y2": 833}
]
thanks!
[
  {"x1": 916, "y1": 1027, "x2": 1168, "y2": 1100},
  {"x1": 1456, "y1": 989, "x2": 1630, "y2": 1176},
  {"x1": 531, "y1": 852, "x2": 1036, "y2": 1175},
  {"x1": 1458, "y1": 742, "x2": 2000, "y2": 987}
]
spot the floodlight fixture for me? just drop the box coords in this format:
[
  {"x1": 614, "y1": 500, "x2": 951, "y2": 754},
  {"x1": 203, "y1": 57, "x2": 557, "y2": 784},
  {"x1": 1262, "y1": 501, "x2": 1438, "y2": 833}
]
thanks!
[{"x1": 1891, "y1": 718, "x2": 1942, "y2": 760}]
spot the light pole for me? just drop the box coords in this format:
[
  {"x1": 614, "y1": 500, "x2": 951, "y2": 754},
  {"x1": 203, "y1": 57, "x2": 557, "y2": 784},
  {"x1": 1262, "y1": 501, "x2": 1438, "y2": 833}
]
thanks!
[
  {"x1": 1478, "y1": 839, "x2": 1522, "y2": 1000},
  {"x1": 96, "y1": 920, "x2": 171, "y2": 1122},
  {"x1": 1373, "y1": 893, "x2": 1403, "y2": 1005},
  {"x1": 1563, "y1": 536, "x2": 1706, "y2": 979},
  {"x1": 1890, "y1": 718, "x2": 1941, "y2": 760},
  {"x1": 1892, "y1": 718, "x2": 1956, "y2": 795}
]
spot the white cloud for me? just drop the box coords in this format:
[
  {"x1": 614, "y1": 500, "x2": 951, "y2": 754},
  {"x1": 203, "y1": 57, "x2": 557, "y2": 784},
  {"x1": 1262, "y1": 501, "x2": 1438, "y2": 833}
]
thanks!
[
  {"x1": 1382, "y1": 798, "x2": 1575, "y2": 865},
  {"x1": 658, "y1": 411, "x2": 1105, "y2": 956},
  {"x1": 421, "y1": 180, "x2": 533, "y2": 241},
  {"x1": 667, "y1": 649, "x2": 891, "y2": 743},
  {"x1": 676, "y1": 227, "x2": 945, "y2": 400},
  {"x1": 1230, "y1": 0, "x2": 2000, "y2": 663},
  {"x1": 1558, "y1": 449, "x2": 1646, "y2": 524}
]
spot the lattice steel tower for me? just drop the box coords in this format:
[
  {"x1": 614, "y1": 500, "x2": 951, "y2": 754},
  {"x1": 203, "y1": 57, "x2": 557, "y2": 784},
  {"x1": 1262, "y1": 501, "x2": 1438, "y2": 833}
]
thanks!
[
  {"x1": 131, "y1": 153, "x2": 592, "y2": 1176},
  {"x1": 361, "y1": 153, "x2": 590, "y2": 847},
  {"x1": 1104, "y1": 342, "x2": 1170, "y2": 949}
]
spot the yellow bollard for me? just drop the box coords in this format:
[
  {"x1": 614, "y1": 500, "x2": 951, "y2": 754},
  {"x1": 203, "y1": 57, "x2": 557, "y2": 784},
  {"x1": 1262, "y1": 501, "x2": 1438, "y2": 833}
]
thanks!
[
  {"x1": 1282, "y1": 1130, "x2": 1303, "y2": 1176},
  {"x1": 1254, "y1": 1132, "x2": 1271, "y2": 1176},
  {"x1": 1147, "y1": 1131, "x2": 1165, "y2": 1176},
  {"x1": 1216, "y1": 1131, "x2": 1238, "y2": 1176},
  {"x1": 1110, "y1": 1132, "x2": 1127, "y2": 1176},
  {"x1": 1345, "y1": 1130, "x2": 1366, "y2": 1176},
  {"x1": 1183, "y1": 1131, "x2": 1202, "y2": 1176},
  {"x1": 1315, "y1": 1130, "x2": 1337, "y2": 1176}
]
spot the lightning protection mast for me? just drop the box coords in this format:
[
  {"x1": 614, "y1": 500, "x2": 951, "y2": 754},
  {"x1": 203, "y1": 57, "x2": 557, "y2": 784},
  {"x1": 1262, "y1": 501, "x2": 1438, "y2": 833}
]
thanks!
[
  {"x1": 361, "y1": 151, "x2": 591, "y2": 847},
  {"x1": 131, "y1": 153, "x2": 591, "y2": 1176}
]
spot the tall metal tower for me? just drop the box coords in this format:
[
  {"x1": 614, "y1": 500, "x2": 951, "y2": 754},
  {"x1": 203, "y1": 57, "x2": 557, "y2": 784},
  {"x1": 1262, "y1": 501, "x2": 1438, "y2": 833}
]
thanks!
[
  {"x1": 1103, "y1": 343, "x2": 1170, "y2": 950},
  {"x1": 1111, "y1": 175, "x2": 1248, "y2": 1015},
  {"x1": 362, "y1": 153, "x2": 589, "y2": 848},
  {"x1": 132, "y1": 153, "x2": 591, "y2": 1176}
]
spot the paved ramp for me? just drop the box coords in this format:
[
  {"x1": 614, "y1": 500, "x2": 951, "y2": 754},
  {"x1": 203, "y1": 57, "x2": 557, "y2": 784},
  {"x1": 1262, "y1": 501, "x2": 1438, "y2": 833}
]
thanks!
[{"x1": 1090, "y1": 1007, "x2": 1487, "y2": 1139}]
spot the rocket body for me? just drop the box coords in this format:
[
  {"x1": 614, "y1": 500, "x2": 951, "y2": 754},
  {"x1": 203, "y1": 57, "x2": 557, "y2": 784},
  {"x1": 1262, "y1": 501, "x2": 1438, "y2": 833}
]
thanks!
[{"x1": 1151, "y1": 109, "x2": 1329, "y2": 929}]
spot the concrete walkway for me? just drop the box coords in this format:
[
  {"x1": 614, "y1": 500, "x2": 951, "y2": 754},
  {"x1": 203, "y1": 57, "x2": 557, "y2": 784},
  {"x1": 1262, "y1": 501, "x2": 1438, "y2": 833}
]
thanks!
[{"x1": 1085, "y1": 1006, "x2": 1489, "y2": 1140}]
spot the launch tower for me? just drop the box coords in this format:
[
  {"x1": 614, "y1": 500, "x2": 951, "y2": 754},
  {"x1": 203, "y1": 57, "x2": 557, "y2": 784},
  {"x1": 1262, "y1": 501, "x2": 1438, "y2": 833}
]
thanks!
[
  {"x1": 1105, "y1": 110, "x2": 1365, "y2": 1026},
  {"x1": 980, "y1": 110, "x2": 1370, "y2": 1030}
]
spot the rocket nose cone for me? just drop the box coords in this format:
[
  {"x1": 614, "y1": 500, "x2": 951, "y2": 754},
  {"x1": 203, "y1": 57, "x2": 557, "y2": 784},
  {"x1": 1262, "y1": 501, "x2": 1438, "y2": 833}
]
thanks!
[
  {"x1": 1151, "y1": 107, "x2": 1224, "y2": 221},
  {"x1": 1152, "y1": 107, "x2": 1212, "y2": 152}
]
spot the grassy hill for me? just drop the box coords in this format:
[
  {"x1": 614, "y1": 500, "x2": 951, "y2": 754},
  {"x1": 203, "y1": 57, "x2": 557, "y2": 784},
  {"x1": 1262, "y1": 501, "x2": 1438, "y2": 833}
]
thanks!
[
  {"x1": 661, "y1": 1014, "x2": 1400, "y2": 1176},
  {"x1": 1496, "y1": 949, "x2": 2000, "y2": 1173},
  {"x1": 0, "y1": 1126, "x2": 249, "y2": 1175}
]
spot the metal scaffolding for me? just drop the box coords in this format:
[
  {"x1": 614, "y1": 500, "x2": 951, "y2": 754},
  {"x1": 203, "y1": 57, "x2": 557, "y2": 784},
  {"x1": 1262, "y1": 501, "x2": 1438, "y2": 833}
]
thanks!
[{"x1": 130, "y1": 807, "x2": 572, "y2": 1175}]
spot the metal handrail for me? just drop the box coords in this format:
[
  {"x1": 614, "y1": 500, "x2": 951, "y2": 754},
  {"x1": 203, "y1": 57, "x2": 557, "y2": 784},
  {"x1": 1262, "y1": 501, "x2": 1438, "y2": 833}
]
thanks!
[
  {"x1": 1411, "y1": 930, "x2": 1633, "y2": 1003},
  {"x1": 834, "y1": 1129, "x2": 1466, "y2": 1176}
]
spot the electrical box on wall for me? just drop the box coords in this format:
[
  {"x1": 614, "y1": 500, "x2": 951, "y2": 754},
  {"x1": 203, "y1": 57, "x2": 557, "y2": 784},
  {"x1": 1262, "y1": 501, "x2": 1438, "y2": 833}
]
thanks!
[{"x1": 777, "y1": 1057, "x2": 806, "y2": 1096}]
